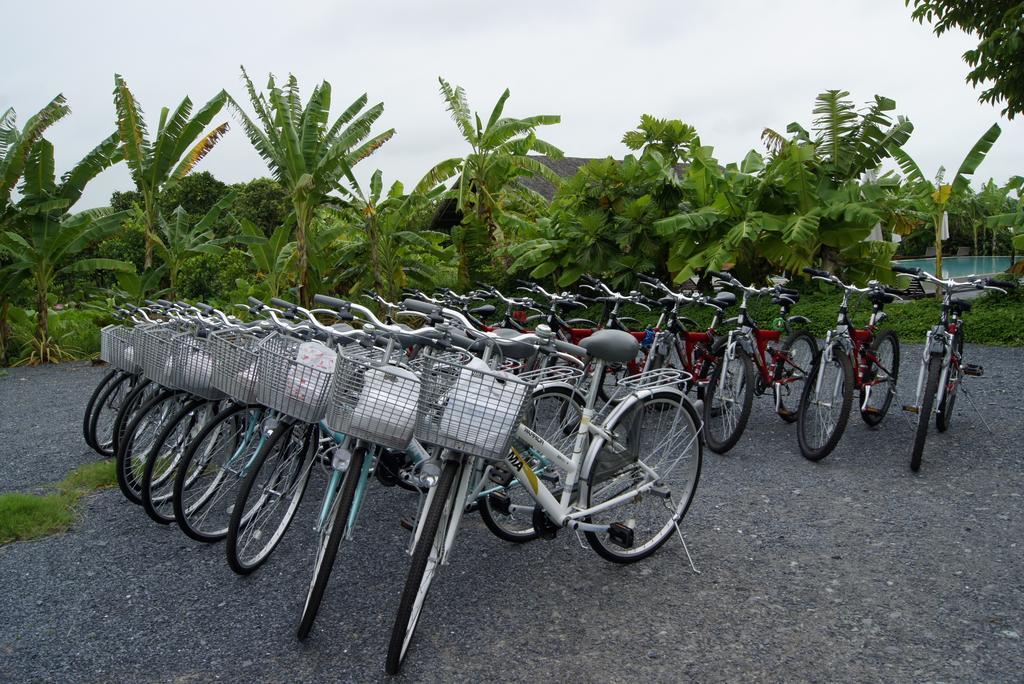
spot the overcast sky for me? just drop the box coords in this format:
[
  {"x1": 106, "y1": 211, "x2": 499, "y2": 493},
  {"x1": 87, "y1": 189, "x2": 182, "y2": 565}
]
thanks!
[{"x1": 2, "y1": 0, "x2": 1021, "y2": 207}]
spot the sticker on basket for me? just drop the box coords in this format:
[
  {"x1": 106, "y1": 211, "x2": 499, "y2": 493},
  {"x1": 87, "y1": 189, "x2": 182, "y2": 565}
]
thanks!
[{"x1": 286, "y1": 341, "x2": 336, "y2": 402}]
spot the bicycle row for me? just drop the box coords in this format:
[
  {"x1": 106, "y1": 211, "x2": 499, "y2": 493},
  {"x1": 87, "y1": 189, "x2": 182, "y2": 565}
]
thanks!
[{"x1": 82, "y1": 290, "x2": 703, "y2": 674}]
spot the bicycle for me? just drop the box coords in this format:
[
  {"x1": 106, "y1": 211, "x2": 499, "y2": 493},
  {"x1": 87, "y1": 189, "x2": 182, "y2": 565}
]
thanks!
[
  {"x1": 797, "y1": 269, "x2": 902, "y2": 461},
  {"x1": 702, "y1": 270, "x2": 817, "y2": 454},
  {"x1": 892, "y1": 265, "x2": 1016, "y2": 472},
  {"x1": 385, "y1": 318, "x2": 703, "y2": 674}
]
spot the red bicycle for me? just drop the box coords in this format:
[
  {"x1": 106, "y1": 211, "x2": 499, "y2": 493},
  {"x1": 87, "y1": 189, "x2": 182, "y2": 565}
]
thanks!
[{"x1": 701, "y1": 271, "x2": 818, "y2": 454}]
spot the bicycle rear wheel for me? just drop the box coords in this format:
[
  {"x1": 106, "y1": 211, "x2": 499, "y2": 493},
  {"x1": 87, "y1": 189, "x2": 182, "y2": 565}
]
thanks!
[
  {"x1": 296, "y1": 446, "x2": 367, "y2": 640},
  {"x1": 860, "y1": 329, "x2": 900, "y2": 427},
  {"x1": 703, "y1": 346, "x2": 754, "y2": 454},
  {"x1": 911, "y1": 356, "x2": 942, "y2": 472},
  {"x1": 797, "y1": 348, "x2": 853, "y2": 461},
  {"x1": 174, "y1": 404, "x2": 264, "y2": 543},
  {"x1": 225, "y1": 421, "x2": 316, "y2": 575},
  {"x1": 581, "y1": 390, "x2": 703, "y2": 563},
  {"x1": 774, "y1": 331, "x2": 817, "y2": 423},
  {"x1": 385, "y1": 458, "x2": 462, "y2": 676},
  {"x1": 936, "y1": 331, "x2": 962, "y2": 433}
]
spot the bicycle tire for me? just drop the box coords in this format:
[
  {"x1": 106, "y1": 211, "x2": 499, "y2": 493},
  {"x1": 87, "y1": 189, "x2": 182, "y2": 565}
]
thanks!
[
  {"x1": 797, "y1": 349, "x2": 854, "y2": 461},
  {"x1": 225, "y1": 421, "x2": 315, "y2": 575},
  {"x1": 385, "y1": 458, "x2": 461, "y2": 676},
  {"x1": 936, "y1": 330, "x2": 963, "y2": 433},
  {"x1": 110, "y1": 379, "x2": 156, "y2": 458},
  {"x1": 296, "y1": 446, "x2": 367, "y2": 640},
  {"x1": 478, "y1": 384, "x2": 582, "y2": 543},
  {"x1": 141, "y1": 397, "x2": 211, "y2": 525},
  {"x1": 774, "y1": 330, "x2": 818, "y2": 423},
  {"x1": 582, "y1": 389, "x2": 703, "y2": 563},
  {"x1": 911, "y1": 355, "x2": 942, "y2": 472},
  {"x1": 87, "y1": 371, "x2": 136, "y2": 457},
  {"x1": 83, "y1": 369, "x2": 120, "y2": 452},
  {"x1": 116, "y1": 388, "x2": 181, "y2": 505},
  {"x1": 173, "y1": 403, "x2": 259, "y2": 543},
  {"x1": 703, "y1": 345, "x2": 754, "y2": 454},
  {"x1": 860, "y1": 329, "x2": 900, "y2": 427}
]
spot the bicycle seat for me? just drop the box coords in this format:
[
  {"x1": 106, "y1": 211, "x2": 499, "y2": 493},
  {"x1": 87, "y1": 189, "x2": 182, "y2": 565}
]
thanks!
[
  {"x1": 708, "y1": 292, "x2": 736, "y2": 310},
  {"x1": 772, "y1": 293, "x2": 800, "y2": 306},
  {"x1": 469, "y1": 304, "x2": 495, "y2": 317},
  {"x1": 951, "y1": 298, "x2": 972, "y2": 314},
  {"x1": 579, "y1": 329, "x2": 640, "y2": 364},
  {"x1": 469, "y1": 328, "x2": 536, "y2": 360}
]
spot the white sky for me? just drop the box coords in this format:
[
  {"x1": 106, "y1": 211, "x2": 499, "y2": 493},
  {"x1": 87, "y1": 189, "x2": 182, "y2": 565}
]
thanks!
[{"x1": 2, "y1": 0, "x2": 1021, "y2": 207}]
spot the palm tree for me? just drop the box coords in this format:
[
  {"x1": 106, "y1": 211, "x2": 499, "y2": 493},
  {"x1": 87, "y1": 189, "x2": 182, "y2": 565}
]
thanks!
[
  {"x1": 335, "y1": 171, "x2": 453, "y2": 300},
  {"x1": 0, "y1": 95, "x2": 72, "y2": 363},
  {"x1": 234, "y1": 218, "x2": 296, "y2": 299},
  {"x1": 0, "y1": 134, "x2": 131, "y2": 363},
  {"x1": 113, "y1": 74, "x2": 229, "y2": 269},
  {"x1": 417, "y1": 78, "x2": 563, "y2": 285},
  {"x1": 888, "y1": 123, "x2": 1001, "y2": 278},
  {"x1": 229, "y1": 67, "x2": 394, "y2": 305}
]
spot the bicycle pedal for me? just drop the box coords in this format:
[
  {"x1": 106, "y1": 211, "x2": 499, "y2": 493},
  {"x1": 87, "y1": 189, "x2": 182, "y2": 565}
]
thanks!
[
  {"x1": 488, "y1": 491, "x2": 511, "y2": 516},
  {"x1": 962, "y1": 364, "x2": 984, "y2": 377},
  {"x1": 608, "y1": 522, "x2": 635, "y2": 549},
  {"x1": 399, "y1": 516, "x2": 415, "y2": 532},
  {"x1": 902, "y1": 405, "x2": 919, "y2": 414},
  {"x1": 488, "y1": 467, "x2": 513, "y2": 487},
  {"x1": 777, "y1": 408, "x2": 795, "y2": 419}
]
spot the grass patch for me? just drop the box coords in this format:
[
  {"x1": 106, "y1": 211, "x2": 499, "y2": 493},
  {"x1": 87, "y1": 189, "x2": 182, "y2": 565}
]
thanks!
[{"x1": 0, "y1": 460, "x2": 117, "y2": 545}]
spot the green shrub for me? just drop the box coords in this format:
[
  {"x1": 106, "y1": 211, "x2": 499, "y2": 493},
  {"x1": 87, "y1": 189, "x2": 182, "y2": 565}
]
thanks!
[{"x1": 178, "y1": 248, "x2": 252, "y2": 301}]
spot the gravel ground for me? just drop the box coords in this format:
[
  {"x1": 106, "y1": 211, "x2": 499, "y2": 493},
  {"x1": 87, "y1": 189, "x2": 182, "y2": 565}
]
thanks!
[{"x1": 1, "y1": 345, "x2": 1022, "y2": 682}]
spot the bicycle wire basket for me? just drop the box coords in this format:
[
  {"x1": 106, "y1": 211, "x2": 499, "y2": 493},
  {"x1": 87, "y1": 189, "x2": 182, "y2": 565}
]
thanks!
[
  {"x1": 209, "y1": 328, "x2": 267, "y2": 404},
  {"x1": 255, "y1": 334, "x2": 336, "y2": 423},
  {"x1": 100, "y1": 324, "x2": 141, "y2": 373},
  {"x1": 138, "y1": 325, "x2": 187, "y2": 389},
  {"x1": 412, "y1": 354, "x2": 540, "y2": 461},
  {"x1": 170, "y1": 332, "x2": 224, "y2": 401},
  {"x1": 325, "y1": 344, "x2": 419, "y2": 450}
]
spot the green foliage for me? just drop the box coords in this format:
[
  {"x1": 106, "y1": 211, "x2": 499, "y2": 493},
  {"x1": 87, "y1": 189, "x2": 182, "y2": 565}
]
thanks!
[
  {"x1": 907, "y1": 0, "x2": 1024, "y2": 119},
  {"x1": 178, "y1": 248, "x2": 251, "y2": 301},
  {"x1": 230, "y1": 177, "x2": 290, "y2": 236},
  {"x1": 419, "y1": 78, "x2": 562, "y2": 285},
  {"x1": 112, "y1": 74, "x2": 229, "y2": 268},
  {"x1": 230, "y1": 67, "x2": 394, "y2": 305}
]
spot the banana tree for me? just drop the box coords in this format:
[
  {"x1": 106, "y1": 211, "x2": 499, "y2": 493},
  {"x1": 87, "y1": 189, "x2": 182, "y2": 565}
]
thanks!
[
  {"x1": 986, "y1": 176, "x2": 1024, "y2": 272},
  {"x1": 417, "y1": 78, "x2": 562, "y2": 285},
  {"x1": 113, "y1": 74, "x2": 229, "y2": 269},
  {"x1": 234, "y1": 218, "x2": 296, "y2": 299},
  {"x1": 229, "y1": 68, "x2": 394, "y2": 306},
  {"x1": 335, "y1": 171, "x2": 453, "y2": 300},
  {"x1": 0, "y1": 134, "x2": 131, "y2": 363},
  {"x1": 888, "y1": 123, "x2": 1002, "y2": 278},
  {"x1": 153, "y1": 191, "x2": 235, "y2": 298},
  {"x1": 0, "y1": 96, "x2": 72, "y2": 362}
]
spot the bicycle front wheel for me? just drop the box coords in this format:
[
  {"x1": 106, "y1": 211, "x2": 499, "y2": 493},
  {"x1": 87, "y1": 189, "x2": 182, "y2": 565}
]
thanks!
[
  {"x1": 703, "y1": 345, "x2": 754, "y2": 454},
  {"x1": 89, "y1": 372, "x2": 138, "y2": 457},
  {"x1": 797, "y1": 348, "x2": 853, "y2": 461},
  {"x1": 911, "y1": 355, "x2": 943, "y2": 472},
  {"x1": 174, "y1": 404, "x2": 264, "y2": 543},
  {"x1": 581, "y1": 390, "x2": 703, "y2": 563},
  {"x1": 225, "y1": 421, "x2": 316, "y2": 575},
  {"x1": 116, "y1": 389, "x2": 182, "y2": 505},
  {"x1": 82, "y1": 369, "x2": 120, "y2": 453},
  {"x1": 296, "y1": 446, "x2": 367, "y2": 640},
  {"x1": 385, "y1": 458, "x2": 462, "y2": 676}
]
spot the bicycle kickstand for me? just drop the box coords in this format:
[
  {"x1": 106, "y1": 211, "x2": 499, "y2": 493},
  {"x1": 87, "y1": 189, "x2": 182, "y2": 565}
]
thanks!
[
  {"x1": 673, "y1": 518, "x2": 701, "y2": 575},
  {"x1": 959, "y1": 384, "x2": 996, "y2": 438}
]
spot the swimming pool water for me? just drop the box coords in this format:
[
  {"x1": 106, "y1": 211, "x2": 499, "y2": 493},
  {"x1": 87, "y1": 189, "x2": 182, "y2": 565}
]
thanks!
[{"x1": 893, "y1": 256, "x2": 1013, "y2": 278}]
